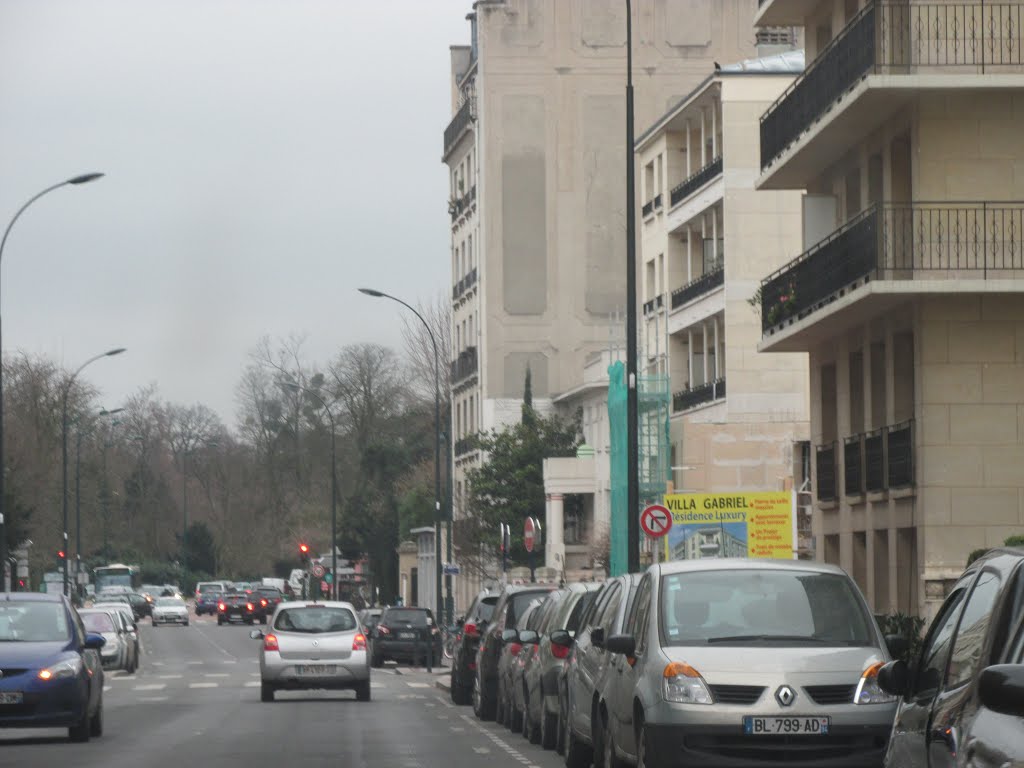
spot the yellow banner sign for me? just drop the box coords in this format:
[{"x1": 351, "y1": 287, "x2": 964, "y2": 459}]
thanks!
[{"x1": 662, "y1": 492, "x2": 795, "y2": 561}]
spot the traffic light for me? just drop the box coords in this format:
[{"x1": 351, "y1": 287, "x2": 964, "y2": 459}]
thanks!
[
  {"x1": 299, "y1": 543, "x2": 310, "y2": 562},
  {"x1": 57, "y1": 550, "x2": 66, "y2": 561}
]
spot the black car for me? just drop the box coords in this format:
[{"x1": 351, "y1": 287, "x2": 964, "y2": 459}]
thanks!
[
  {"x1": 371, "y1": 607, "x2": 442, "y2": 666},
  {"x1": 126, "y1": 592, "x2": 151, "y2": 619},
  {"x1": 878, "y1": 547, "x2": 1024, "y2": 768},
  {"x1": 250, "y1": 586, "x2": 284, "y2": 624},
  {"x1": 216, "y1": 593, "x2": 256, "y2": 625},
  {"x1": 472, "y1": 584, "x2": 557, "y2": 721},
  {"x1": 450, "y1": 589, "x2": 499, "y2": 705}
]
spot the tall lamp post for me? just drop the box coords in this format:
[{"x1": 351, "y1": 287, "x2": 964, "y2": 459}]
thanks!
[
  {"x1": 61, "y1": 347, "x2": 126, "y2": 597},
  {"x1": 0, "y1": 172, "x2": 104, "y2": 589},
  {"x1": 73, "y1": 407, "x2": 124, "y2": 594},
  {"x1": 283, "y1": 380, "x2": 338, "y2": 600},
  {"x1": 358, "y1": 287, "x2": 449, "y2": 625}
]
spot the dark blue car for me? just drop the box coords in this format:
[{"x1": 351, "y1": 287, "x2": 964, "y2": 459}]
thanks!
[
  {"x1": 0, "y1": 593, "x2": 106, "y2": 742},
  {"x1": 195, "y1": 591, "x2": 223, "y2": 616}
]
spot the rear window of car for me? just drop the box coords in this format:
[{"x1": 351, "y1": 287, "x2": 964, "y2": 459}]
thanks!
[
  {"x1": 274, "y1": 607, "x2": 358, "y2": 634},
  {"x1": 156, "y1": 598, "x2": 181, "y2": 607},
  {"x1": 508, "y1": 590, "x2": 553, "y2": 627},
  {"x1": 257, "y1": 587, "x2": 282, "y2": 597},
  {"x1": 81, "y1": 612, "x2": 116, "y2": 633},
  {"x1": 475, "y1": 597, "x2": 498, "y2": 622},
  {"x1": 197, "y1": 583, "x2": 223, "y2": 593},
  {"x1": 381, "y1": 608, "x2": 432, "y2": 627}
]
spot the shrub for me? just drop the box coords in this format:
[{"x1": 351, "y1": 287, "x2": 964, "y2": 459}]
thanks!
[
  {"x1": 1004, "y1": 535, "x2": 1024, "y2": 548},
  {"x1": 967, "y1": 548, "x2": 989, "y2": 566},
  {"x1": 879, "y1": 612, "x2": 926, "y2": 664}
]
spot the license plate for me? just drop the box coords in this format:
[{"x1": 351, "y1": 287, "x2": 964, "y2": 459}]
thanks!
[
  {"x1": 744, "y1": 716, "x2": 830, "y2": 735},
  {"x1": 399, "y1": 632, "x2": 415, "y2": 639},
  {"x1": 0, "y1": 692, "x2": 23, "y2": 705},
  {"x1": 295, "y1": 665, "x2": 335, "y2": 676}
]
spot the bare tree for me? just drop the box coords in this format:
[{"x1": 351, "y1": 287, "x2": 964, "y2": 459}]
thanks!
[{"x1": 401, "y1": 292, "x2": 452, "y2": 406}]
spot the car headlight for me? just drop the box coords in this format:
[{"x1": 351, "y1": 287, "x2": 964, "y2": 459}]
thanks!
[
  {"x1": 663, "y1": 662, "x2": 713, "y2": 705},
  {"x1": 38, "y1": 657, "x2": 84, "y2": 681},
  {"x1": 854, "y1": 662, "x2": 896, "y2": 704}
]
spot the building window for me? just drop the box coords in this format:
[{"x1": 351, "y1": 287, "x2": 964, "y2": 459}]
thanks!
[{"x1": 755, "y1": 27, "x2": 795, "y2": 46}]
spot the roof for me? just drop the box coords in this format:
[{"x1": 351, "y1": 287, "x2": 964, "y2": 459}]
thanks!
[
  {"x1": 657, "y1": 557, "x2": 847, "y2": 577},
  {"x1": 719, "y1": 49, "x2": 805, "y2": 73},
  {"x1": 1, "y1": 592, "x2": 65, "y2": 602}
]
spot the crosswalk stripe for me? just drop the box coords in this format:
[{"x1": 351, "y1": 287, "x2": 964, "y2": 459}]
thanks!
[
  {"x1": 133, "y1": 684, "x2": 166, "y2": 691},
  {"x1": 189, "y1": 682, "x2": 218, "y2": 688},
  {"x1": 158, "y1": 674, "x2": 183, "y2": 679},
  {"x1": 204, "y1": 673, "x2": 230, "y2": 678}
]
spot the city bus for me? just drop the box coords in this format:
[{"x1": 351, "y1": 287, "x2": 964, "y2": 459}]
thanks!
[{"x1": 93, "y1": 563, "x2": 142, "y2": 594}]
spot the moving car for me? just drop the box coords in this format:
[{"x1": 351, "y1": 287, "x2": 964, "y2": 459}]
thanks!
[
  {"x1": 371, "y1": 607, "x2": 442, "y2": 667},
  {"x1": 251, "y1": 600, "x2": 370, "y2": 702},
  {"x1": 79, "y1": 608, "x2": 136, "y2": 672},
  {"x1": 0, "y1": 593, "x2": 106, "y2": 742},
  {"x1": 878, "y1": 547, "x2": 1024, "y2": 768},
  {"x1": 195, "y1": 580, "x2": 232, "y2": 601},
  {"x1": 125, "y1": 591, "x2": 151, "y2": 619},
  {"x1": 450, "y1": 589, "x2": 499, "y2": 705},
  {"x1": 195, "y1": 591, "x2": 223, "y2": 616},
  {"x1": 152, "y1": 596, "x2": 190, "y2": 626},
  {"x1": 250, "y1": 586, "x2": 285, "y2": 624},
  {"x1": 599, "y1": 559, "x2": 897, "y2": 768},
  {"x1": 218, "y1": 593, "x2": 256, "y2": 625}
]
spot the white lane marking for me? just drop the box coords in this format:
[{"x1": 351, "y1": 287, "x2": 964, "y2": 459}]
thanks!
[
  {"x1": 103, "y1": 686, "x2": 112, "y2": 692},
  {"x1": 189, "y1": 683, "x2": 218, "y2": 688},
  {"x1": 133, "y1": 684, "x2": 166, "y2": 691},
  {"x1": 472, "y1": 747, "x2": 489, "y2": 754},
  {"x1": 371, "y1": 683, "x2": 383, "y2": 689},
  {"x1": 243, "y1": 682, "x2": 260, "y2": 687},
  {"x1": 248, "y1": 673, "x2": 260, "y2": 677},
  {"x1": 152, "y1": 661, "x2": 165, "y2": 666},
  {"x1": 461, "y1": 714, "x2": 541, "y2": 768},
  {"x1": 222, "y1": 660, "x2": 237, "y2": 664},
  {"x1": 158, "y1": 675, "x2": 183, "y2": 679},
  {"x1": 187, "y1": 661, "x2": 204, "y2": 665},
  {"x1": 450, "y1": 726, "x2": 465, "y2": 733},
  {"x1": 204, "y1": 673, "x2": 230, "y2": 678},
  {"x1": 139, "y1": 696, "x2": 169, "y2": 702},
  {"x1": 406, "y1": 682, "x2": 430, "y2": 688}
]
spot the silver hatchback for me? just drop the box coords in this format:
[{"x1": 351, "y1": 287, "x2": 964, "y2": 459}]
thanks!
[
  {"x1": 250, "y1": 600, "x2": 370, "y2": 703},
  {"x1": 599, "y1": 559, "x2": 897, "y2": 768}
]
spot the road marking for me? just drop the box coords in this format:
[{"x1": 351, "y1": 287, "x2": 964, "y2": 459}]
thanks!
[
  {"x1": 406, "y1": 682, "x2": 430, "y2": 688},
  {"x1": 187, "y1": 661, "x2": 204, "y2": 665},
  {"x1": 472, "y1": 747, "x2": 489, "y2": 754},
  {"x1": 158, "y1": 675, "x2": 183, "y2": 679},
  {"x1": 243, "y1": 682, "x2": 260, "y2": 687},
  {"x1": 189, "y1": 683, "x2": 218, "y2": 688},
  {"x1": 139, "y1": 696, "x2": 169, "y2": 702},
  {"x1": 204, "y1": 673, "x2": 230, "y2": 678},
  {"x1": 461, "y1": 715, "x2": 541, "y2": 768},
  {"x1": 133, "y1": 684, "x2": 166, "y2": 691},
  {"x1": 103, "y1": 686, "x2": 112, "y2": 692}
]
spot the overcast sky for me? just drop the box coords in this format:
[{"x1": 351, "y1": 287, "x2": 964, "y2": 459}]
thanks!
[{"x1": 0, "y1": 0, "x2": 467, "y2": 425}]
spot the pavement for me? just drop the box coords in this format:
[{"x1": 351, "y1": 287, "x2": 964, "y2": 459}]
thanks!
[{"x1": 0, "y1": 611, "x2": 565, "y2": 768}]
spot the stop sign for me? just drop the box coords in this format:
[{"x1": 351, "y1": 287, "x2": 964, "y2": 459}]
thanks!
[{"x1": 524, "y1": 517, "x2": 536, "y2": 553}]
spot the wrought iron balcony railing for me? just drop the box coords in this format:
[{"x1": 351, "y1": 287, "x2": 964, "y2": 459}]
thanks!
[
  {"x1": 761, "y1": 2, "x2": 1024, "y2": 170},
  {"x1": 450, "y1": 346, "x2": 478, "y2": 385},
  {"x1": 816, "y1": 443, "x2": 838, "y2": 502},
  {"x1": 864, "y1": 428, "x2": 885, "y2": 492},
  {"x1": 760, "y1": 201, "x2": 1024, "y2": 332},
  {"x1": 672, "y1": 377, "x2": 726, "y2": 412},
  {"x1": 671, "y1": 266, "x2": 725, "y2": 310},
  {"x1": 670, "y1": 156, "x2": 723, "y2": 207},
  {"x1": 887, "y1": 420, "x2": 914, "y2": 488},
  {"x1": 642, "y1": 199, "x2": 655, "y2": 217},
  {"x1": 443, "y1": 99, "x2": 474, "y2": 158},
  {"x1": 835, "y1": 420, "x2": 915, "y2": 498},
  {"x1": 643, "y1": 295, "x2": 665, "y2": 315},
  {"x1": 844, "y1": 434, "x2": 864, "y2": 496},
  {"x1": 453, "y1": 267, "x2": 478, "y2": 301}
]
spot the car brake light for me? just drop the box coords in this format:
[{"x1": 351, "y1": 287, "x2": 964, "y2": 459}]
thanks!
[
  {"x1": 260, "y1": 599, "x2": 268, "y2": 607},
  {"x1": 378, "y1": 625, "x2": 391, "y2": 635},
  {"x1": 551, "y1": 643, "x2": 571, "y2": 660},
  {"x1": 509, "y1": 643, "x2": 523, "y2": 656},
  {"x1": 463, "y1": 622, "x2": 478, "y2": 637},
  {"x1": 263, "y1": 634, "x2": 279, "y2": 652},
  {"x1": 352, "y1": 633, "x2": 367, "y2": 651},
  {"x1": 246, "y1": 603, "x2": 254, "y2": 611},
  {"x1": 218, "y1": 603, "x2": 226, "y2": 611}
]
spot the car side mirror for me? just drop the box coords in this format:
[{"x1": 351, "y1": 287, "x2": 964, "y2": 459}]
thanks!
[
  {"x1": 519, "y1": 630, "x2": 540, "y2": 645},
  {"x1": 591, "y1": 627, "x2": 605, "y2": 648},
  {"x1": 550, "y1": 629, "x2": 572, "y2": 648},
  {"x1": 876, "y1": 660, "x2": 909, "y2": 696},
  {"x1": 605, "y1": 634, "x2": 636, "y2": 657},
  {"x1": 501, "y1": 629, "x2": 519, "y2": 644},
  {"x1": 249, "y1": 629, "x2": 264, "y2": 640},
  {"x1": 885, "y1": 634, "x2": 909, "y2": 661},
  {"x1": 84, "y1": 633, "x2": 107, "y2": 650},
  {"x1": 978, "y1": 664, "x2": 1024, "y2": 717}
]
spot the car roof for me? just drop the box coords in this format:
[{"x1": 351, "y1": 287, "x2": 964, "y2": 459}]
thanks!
[
  {"x1": 1, "y1": 592, "x2": 65, "y2": 603},
  {"x1": 656, "y1": 558, "x2": 849, "y2": 577},
  {"x1": 276, "y1": 600, "x2": 356, "y2": 611}
]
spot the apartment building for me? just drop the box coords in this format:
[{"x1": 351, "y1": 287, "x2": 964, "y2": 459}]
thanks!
[
  {"x1": 754, "y1": 0, "x2": 1024, "y2": 619},
  {"x1": 442, "y1": 0, "x2": 763, "y2": 607},
  {"x1": 636, "y1": 53, "x2": 811, "y2": 521}
]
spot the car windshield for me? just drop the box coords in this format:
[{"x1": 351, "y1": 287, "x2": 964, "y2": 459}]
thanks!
[
  {"x1": 258, "y1": 588, "x2": 282, "y2": 597},
  {"x1": 156, "y1": 598, "x2": 181, "y2": 607},
  {"x1": 274, "y1": 607, "x2": 357, "y2": 634},
  {"x1": 0, "y1": 602, "x2": 72, "y2": 642},
  {"x1": 381, "y1": 609, "x2": 432, "y2": 627},
  {"x1": 660, "y1": 569, "x2": 876, "y2": 647},
  {"x1": 81, "y1": 612, "x2": 116, "y2": 633}
]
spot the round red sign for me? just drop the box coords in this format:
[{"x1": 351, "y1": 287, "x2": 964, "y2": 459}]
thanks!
[
  {"x1": 640, "y1": 504, "x2": 673, "y2": 539},
  {"x1": 524, "y1": 517, "x2": 536, "y2": 553}
]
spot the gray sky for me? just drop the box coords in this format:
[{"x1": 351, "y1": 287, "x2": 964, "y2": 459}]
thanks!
[{"x1": 0, "y1": 0, "x2": 467, "y2": 424}]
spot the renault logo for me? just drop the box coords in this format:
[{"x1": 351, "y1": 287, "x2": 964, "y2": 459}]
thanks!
[
  {"x1": 775, "y1": 685, "x2": 796, "y2": 707},
  {"x1": 312, "y1": 640, "x2": 319, "y2": 647}
]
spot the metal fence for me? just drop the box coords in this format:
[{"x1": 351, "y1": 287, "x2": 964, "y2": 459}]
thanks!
[{"x1": 670, "y1": 156, "x2": 723, "y2": 207}]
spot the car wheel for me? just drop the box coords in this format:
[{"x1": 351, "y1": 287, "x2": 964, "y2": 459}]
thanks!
[
  {"x1": 635, "y1": 716, "x2": 654, "y2": 768},
  {"x1": 370, "y1": 653, "x2": 383, "y2": 668},
  {"x1": 473, "y1": 671, "x2": 495, "y2": 721},
  {"x1": 89, "y1": 698, "x2": 103, "y2": 737},
  {"x1": 603, "y1": 716, "x2": 626, "y2": 768},
  {"x1": 217, "y1": 616, "x2": 225, "y2": 626},
  {"x1": 525, "y1": 690, "x2": 541, "y2": 744},
  {"x1": 540, "y1": 692, "x2": 558, "y2": 750},
  {"x1": 591, "y1": 708, "x2": 606, "y2": 768},
  {"x1": 355, "y1": 680, "x2": 371, "y2": 702},
  {"x1": 260, "y1": 683, "x2": 274, "y2": 703},
  {"x1": 184, "y1": 620, "x2": 190, "y2": 627},
  {"x1": 246, "y1": 618, "x2": 254, "y2": 625},
  {"x1": 69, "y1": 711, "x2": 91, "y2": 742},
  {"x1": 556, "y1": 685, "x2": 568, "y2": 756},
  {"x1": 452, "y1": 679, "x2": 471, "y2": 706},
  {"x1": 564, "y1": 722, "x2": 593, "y2": 768},
  {"x1": 495, "y1": 679, "x2": 506, "y2": 726}
]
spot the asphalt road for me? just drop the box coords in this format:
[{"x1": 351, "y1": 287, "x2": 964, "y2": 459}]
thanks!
[{"x1": 0, "y1": 612, "x2": 566, "y2": 768}]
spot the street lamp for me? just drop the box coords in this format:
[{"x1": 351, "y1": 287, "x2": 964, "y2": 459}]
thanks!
[
  {"x1": 283, "y1": 380, "x2": 338, "y2": 600},
  {"x1": 61, "y1": 347, "x2": 125, "y2": 597},
  {"x1": 0, "y1": 172, "x2": 104, "y2": 589},
  {"x1": 358, "y1": 287, "x2": 449, "y2": 625},
  {"x1": 73, "y1": 407, "x2": 124, "y2": 591}
]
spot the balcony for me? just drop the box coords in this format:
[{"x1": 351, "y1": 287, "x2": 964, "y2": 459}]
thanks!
[
  {"x1": 865, "y1": 428, "x2": 885, "y2": 492},
  {"x1": 671, "y1": 266, "x2": 725, "y2": 310},
  {"x1": 643, "y1": 294, "x2": 664, "y2": 315},
  {"x1": 834, "y1": 421, "x2": 915, "y2": 499},
  {"x1": 449, "y1": 185, "x2": 477, "y2": 222},
  {"x1": 454, "y1": 436, "x2": 477, "y2": 457},
  {"x1": 672, "y1": 377, "x2": 725, "y2": 413},
  {"x1": 759, "y1": 201, "x2": 1024, "y2": 343},
  {"x1": 759, "y1": 2, "x2": 1024, "y2": 184},
  {"x1": 844, "y1": 435, "x2": 864, "y2": 497},
  {"x1": 670, "y1": 156, "x2": 723, "y2": 208},
  {"x1": 452, "y1": 267, "x2": 478, "y2": 301},
  {"x1": 816, "y1": 443, "x2": 837, "y2": 502},
  {"x1": 450, "y1": 346, "x2": 478, "y2": 385},
  {"x1": 642, "y1": 199, "x2": 655, "y2": 217},
  {"x1": 443, "y1": 99, "x2": 474, "y2": 159}
]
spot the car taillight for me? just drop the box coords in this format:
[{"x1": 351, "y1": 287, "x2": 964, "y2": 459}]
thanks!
[
  {"x1": 246, "y1": 603, "x2": 254, "y2": 611},
  {"x1": 218, "y1": 603, "x2": 226, "y2": 611},
  {"x1": 352, "y1": 633, "x2": 367, "y2": 651},
  {"x1": 260, "y1": 599, "x2": 268, "y2": 607},
  {"x1": 509, "y1": 643, "x2": 523, "y2": 656},
  {"x1": 551, "y1": 643, "x2": 571, "y2": 660},
  {"x1": 263, "y1": 634, "x2": 279, "y2": 652},
  {"x1": 378, "y1": 625, "x2": 391, "y2": 635},
  {"x1": 463, "y1": 622, "x2": 478, "y2": 637}
]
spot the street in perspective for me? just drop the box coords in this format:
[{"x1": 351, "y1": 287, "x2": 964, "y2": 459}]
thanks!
[{"x1": 2, "y1": 1, "x2": 1024, "y2": 767}]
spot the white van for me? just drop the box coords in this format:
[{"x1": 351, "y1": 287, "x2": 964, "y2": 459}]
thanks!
[{"x1": 194, "y1": 580, "x2": 232, "y2": 600}]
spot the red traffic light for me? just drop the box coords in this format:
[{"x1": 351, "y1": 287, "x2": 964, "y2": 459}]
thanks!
[
  {"x1": 57, "y1": 550, "x2": 66, "y2": 559},
  {"x1": 299, "y1": 543, "x2": 309, "y2": 555}
]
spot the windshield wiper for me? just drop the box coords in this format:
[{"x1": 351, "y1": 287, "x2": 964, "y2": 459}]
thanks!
[{"x1": 706, "y1": 634, "x2": 830, "y2": 644}]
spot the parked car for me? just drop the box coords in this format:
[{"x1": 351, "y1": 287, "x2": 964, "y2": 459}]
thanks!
[
  {"x1": 371, "y1": 607, "x2": 442, "y2": 666},
  {"x1": 520, "y1": 581, "x2": 600, "y2": 750},
  {"x1": 498, "y1": 597, "x2": 546, "y2": 731},
  {"x1": 79, "y1": 608, "x2": 136, "y2": 672},
  {"x1": 91, "y1": 600, "x2": 139, "y2": 649},
  {"x1": 562, "y1": 573, "x2": 643, "y2": 766},
  {"x1": 598, "y1": 559, "x2": 897, "y2": 768},
  {"x1": 472, "y1": 583, "x2": 557, "y2": 721},
  {"x1": 0, "y1": 593, "x2": 106, "y2": 741},
  {"x1": 195, "y1": 591, "x2": 223, "y2": 616},
  {"x1": 217, "y1": 593, "x2": 256, "y2": 625},
  {"x1": 152, "y1": 596, "x2": 190, "y2": 626},
  {"x1": 877, "y1": 547, "x2": 1024, "y2": 768},
  {"x1": 251, "y1": 600, "x2": 370, "y2": 702},
  {"x1": 359, "y1": 607, "x2": 383, "y2": 633},
  {"x1": 450, "y1": 589, "x2": 500, "y2": 705}
]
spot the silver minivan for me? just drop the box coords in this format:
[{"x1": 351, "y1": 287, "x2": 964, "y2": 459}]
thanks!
[{"x1": 598, "y1": 559, "x2": 897, "y2": 768}]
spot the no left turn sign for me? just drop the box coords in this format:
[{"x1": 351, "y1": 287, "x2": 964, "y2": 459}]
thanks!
[
  {"x1": 640, "y1": 504, "x2": 673, "y2": 539},
  {"x1": 311, "y1": 563, "x2": 326, "y2": 578}
]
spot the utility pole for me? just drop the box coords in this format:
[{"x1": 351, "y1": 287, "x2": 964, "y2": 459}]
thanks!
[{"x1": 625, "y1": 0, "x2": 641, "y2": 573}]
